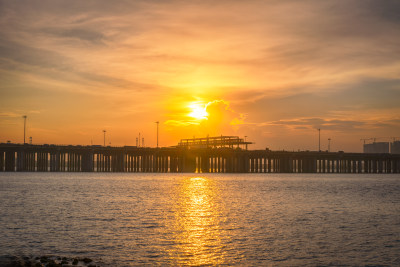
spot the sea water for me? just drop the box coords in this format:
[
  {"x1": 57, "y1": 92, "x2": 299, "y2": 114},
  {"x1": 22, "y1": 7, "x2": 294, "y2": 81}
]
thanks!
[{"x1": 0, "y1": 173, "x2": 399, "y2": 266}]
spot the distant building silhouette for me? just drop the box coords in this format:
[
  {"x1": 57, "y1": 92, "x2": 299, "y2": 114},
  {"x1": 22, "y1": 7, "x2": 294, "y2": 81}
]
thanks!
[
  {"x1": 363, "y1": 142, "x2": 389, "y2": 153},
  {"x1": 391, "y1": 141, "x2": 400, "y2": 154}
]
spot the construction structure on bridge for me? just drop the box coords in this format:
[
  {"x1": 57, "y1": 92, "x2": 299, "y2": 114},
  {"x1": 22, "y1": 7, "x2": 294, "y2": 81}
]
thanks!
[{"x1": 177, "y1": 135, "x2": 252, "y2": 149}]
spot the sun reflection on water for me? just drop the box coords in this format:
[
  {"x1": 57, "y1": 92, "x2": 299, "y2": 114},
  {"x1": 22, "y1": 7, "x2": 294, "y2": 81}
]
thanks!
[{"x1": 168, "y1": 177, "x2": 227, "y2": 265}]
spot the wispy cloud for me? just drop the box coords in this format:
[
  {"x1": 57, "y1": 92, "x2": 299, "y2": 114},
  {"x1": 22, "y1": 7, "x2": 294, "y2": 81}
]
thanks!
[{"x1": 0, "y1": 112, "x2": 21, "y2": 118}]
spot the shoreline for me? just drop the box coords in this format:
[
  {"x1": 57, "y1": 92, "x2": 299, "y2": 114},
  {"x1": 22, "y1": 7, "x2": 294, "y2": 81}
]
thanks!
[{"x1": 0, "y1": 255, "x2": 101, "y2": 267}]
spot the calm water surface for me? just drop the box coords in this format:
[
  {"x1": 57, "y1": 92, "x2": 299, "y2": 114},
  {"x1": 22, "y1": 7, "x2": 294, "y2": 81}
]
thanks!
[{"x1": 0, "y1": 173, "x2": 399, "y2": 266}]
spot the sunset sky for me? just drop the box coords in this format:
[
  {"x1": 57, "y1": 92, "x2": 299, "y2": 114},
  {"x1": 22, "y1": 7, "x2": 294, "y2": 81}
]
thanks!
[{"x1": 1, "y1": 0, "x2": 399, "y2": 152}]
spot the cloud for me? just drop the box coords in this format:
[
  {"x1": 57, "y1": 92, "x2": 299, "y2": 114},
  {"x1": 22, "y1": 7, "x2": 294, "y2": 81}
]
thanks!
[
  {"x1": 1, "y1": 0, "x2": 399, "y2": 94},
  {"x1": 262, "y1": 118, "x2": 366, "y2": 131},
  {"x1": 0, "y1": 112, "x2": 20, "y2": 118},
  {"x1": 0, "y1": 37, "x2": 162, "y2": 95},
  {"x1": 255, "y1": 116, "x2": 400, "y2": 133},
  {"x1": 164, "y1": 120, "x2": 199, "y2": 127},
  {"x1": 232, "y1": 77, "x2": 400, "y2": 126},
  {"x1": 41, "y1": 27, "x2": 107, "y2": 44},
  {"x1": 200, "y1": 100, "x2": 245, "y2": 133}
]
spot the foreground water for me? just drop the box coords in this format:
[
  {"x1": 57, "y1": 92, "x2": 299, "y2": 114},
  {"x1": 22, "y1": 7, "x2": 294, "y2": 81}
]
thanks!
[{"x1": 0, "y1": 173, "x2": 399, "y2": 266}]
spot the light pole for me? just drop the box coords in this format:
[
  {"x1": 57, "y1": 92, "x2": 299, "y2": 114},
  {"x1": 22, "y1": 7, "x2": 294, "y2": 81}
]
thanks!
[
  {"x1": 22, "y1": 115, "x2": 27, "y2": 144},
  {"x1": 318, "y1": 128, "x2": 321, "y2": 152},
  {"x1": 155, "y1": 121, "x2": 159, "y2": 148},
  {"x1": 103, "y1": 130, "x2": 106, "y2": 146},
  {"x1": 328, "y1": 138, "x2": 331, "y2": 152}
]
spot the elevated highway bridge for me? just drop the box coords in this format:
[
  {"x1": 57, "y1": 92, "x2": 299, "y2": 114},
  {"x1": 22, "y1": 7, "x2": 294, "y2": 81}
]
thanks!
[{"x1": 1, "y1": 143, "x2": 399, "y2": 173}]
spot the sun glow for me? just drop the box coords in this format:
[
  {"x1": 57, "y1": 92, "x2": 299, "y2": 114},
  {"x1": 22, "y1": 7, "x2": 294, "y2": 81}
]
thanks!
[{"x1": 188, "y1": 102, "x2": 208, "y2": 120}]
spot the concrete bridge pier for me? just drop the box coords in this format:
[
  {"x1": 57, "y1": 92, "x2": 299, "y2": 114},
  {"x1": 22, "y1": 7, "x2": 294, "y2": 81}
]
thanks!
[
  {"x1": 224, "y1": 156, "x2": 231, "y2": 173},
  {"x1": 171, "y1": 155, "x2": 178, "y2": 172},
  {"x1": 281, "y1": 157, "x2": 293, "y2": 173},
  {"x1": 157, "y1": 155, "x2": 162, "y2": 172},
  {"x1": 364, "y1": 160, "x2": 369, "y2": 173},
  {"x1": 37, "y1": 152, "x2": 47, "y2": 171},
  {"x1": 49, "y1": 152, "x2": 59, "y2": 172},
  {"x1": 126, "y1": 154, "x2": 132, "y2": 172},
  {"x1": 183, "y1": 151, "x2": 196, "y2": 173},
  {"x1": 17, "y1": 151, "x2": 24, "y2": 171},
  {"x1": 82, "y1": 152, "x2": 94, "y2": 172},
  {"x1": 158, "y1": 155, "x2": 162, "y2": 172},
  {"x1": 67, "y1": 153, "x2": 72, "y2": 171},
  {"x1": 23, "y1": 151, "x2": 33, "y2": 171},
  {"x1": 372, "y1": 160, "x2": 377, "y2": 173},
  {"x1": 250, "y1": 157, "x2": 255, "y2": 173},
  {"x1": 117, "y1": 152, "x2": 125, "y2": 172},
  {"x1": 386, "y1": 159, "x2": 391, "y2": 173},
  {"x1": 394, "y1": 159, "x2": 399, "y2": 173},
  {"x1": 96, "y1": 154, "x2": 101, "y2": 172},
  {"x1": 55, "y1": 152, "x2": 61, "y2": 172},
  {"x1": 152, "y1": 154, "x2": 157, "y2": 172},
  {"x1": 5, "y1": 151, "x2": 15, "y2": 171},
  {"x1": 358, "y1": 160, "x2": 363, "y2": 173},
  {"x1": 0, "y1": 151, "x2": 4, "y2": 171},
  {"x1": 162, "y1": 155, "x2": 167, "y2": 172},
  {"x1": 239, "y1": 154, "x2": 248, "y2": 173},
  {"x1": 210, "y1": 157, "x2": 215, "y2": 173},
  {"x1": 200, "y1": 154, "x2": 208, "y2": 173}
]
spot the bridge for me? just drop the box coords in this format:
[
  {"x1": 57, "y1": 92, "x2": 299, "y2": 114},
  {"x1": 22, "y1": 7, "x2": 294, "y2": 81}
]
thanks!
[{"x1": 1, "y1": 143, "x2": 399, "y2": 173}]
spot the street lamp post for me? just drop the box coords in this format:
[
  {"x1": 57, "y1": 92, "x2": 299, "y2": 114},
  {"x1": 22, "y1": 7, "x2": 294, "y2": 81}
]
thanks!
[
  {"x1": 328, "y1": 138, "x2": 331, "y2": 152},
  {"x1": 318, "y1": 128, "x2": 321, "y2": 152},
  {"x1": 103, "y1": 130, "x2": 106, "y2": 147},
  {"x1": 155, "y1": 121, "x2": 159, "y2": 148},
  {"x1": 22, "y1": 115, "x2": 27, "y2": 144}
]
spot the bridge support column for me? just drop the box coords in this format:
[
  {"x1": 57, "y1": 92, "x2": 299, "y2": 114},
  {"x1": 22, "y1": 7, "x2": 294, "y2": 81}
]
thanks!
[
  {"x1": 391, "y1": 159, "x2": 396, "y2": 173},
  {"x1": 82, "y1": 152, "x2": 94, "y2": 172},
  {"x1": 201, "y1": 155, "x2": 208, "y2": 173},
  {"x1": 357, "y1": 160, "x2": 362, "y2": 173},
  {"x1": 244, "y1": 154, "x2": 249, "y2": 173},
  {"x1": 55, "y1": 152, "x2": 61, "y2": 171},
  {"x1": 17, "y1": 151, "x2": 24, "y2": 171},
  {"x1": 378, "y1": 160, "x2": 383, "y2": 173},
  {"x1": 172, "y1": 156, "x2": 178, "y2": 173},
  {"x1": 0, "y1": 151, "x2": 4, "y2": 171},
  {"x1": 394, "y1": 159, "x2": 399, "y2": 173},
  {"x1": 5, "y1": 151, "x2": 15, "y2": 171},
  {"x1": 164, "y1": 156, "x2": 168, "y2": 172}
]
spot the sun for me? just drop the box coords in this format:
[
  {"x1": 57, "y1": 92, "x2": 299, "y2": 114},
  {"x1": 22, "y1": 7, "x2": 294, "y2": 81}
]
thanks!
[{"x1": 188, "y1": 102, "x2": 209, "y2": 120}]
